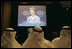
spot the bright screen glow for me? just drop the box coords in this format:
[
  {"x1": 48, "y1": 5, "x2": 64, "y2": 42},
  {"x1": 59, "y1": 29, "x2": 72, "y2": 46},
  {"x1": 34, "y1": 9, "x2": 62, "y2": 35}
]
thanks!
[{"x1": 18, "y1": 5, "x2": 46, "y2": 26}]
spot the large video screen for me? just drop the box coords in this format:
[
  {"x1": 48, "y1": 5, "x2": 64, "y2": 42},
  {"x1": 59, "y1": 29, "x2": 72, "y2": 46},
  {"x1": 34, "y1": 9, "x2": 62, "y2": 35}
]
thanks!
[{"x1": 18, "y1": 5, "x2": 46, "y2": 26}]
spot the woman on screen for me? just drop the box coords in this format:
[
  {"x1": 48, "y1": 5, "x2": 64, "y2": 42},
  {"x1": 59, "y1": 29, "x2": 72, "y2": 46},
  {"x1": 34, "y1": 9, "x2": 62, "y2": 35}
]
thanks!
[{"x1": 27, "y1": 7, "x2": 41, "y2": 24}]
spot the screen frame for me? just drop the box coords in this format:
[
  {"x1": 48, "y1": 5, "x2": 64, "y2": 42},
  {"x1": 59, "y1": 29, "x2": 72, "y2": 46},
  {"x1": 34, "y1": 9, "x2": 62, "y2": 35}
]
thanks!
[{"x1": 17, "y1": 3, "x2": 47, "y2": 27}]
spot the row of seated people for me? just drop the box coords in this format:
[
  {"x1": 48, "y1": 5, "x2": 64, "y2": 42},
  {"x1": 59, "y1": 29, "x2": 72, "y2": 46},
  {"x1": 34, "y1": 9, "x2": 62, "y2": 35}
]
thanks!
[{"x1": 1, "y1": 26, "x2": 71, "y2": 48}]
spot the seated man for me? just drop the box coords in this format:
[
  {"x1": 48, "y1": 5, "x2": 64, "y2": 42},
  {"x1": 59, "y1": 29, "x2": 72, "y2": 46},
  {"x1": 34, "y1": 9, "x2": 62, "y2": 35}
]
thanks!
[
  {"x1": 52, "y1": 26, "x2": 71, "y2": 48},
  {"x1": 1, "y1": 28, "x2": 21, "y2": 48},
  {"x1": 22, "y1": 26, "x2": 54, "y2": 48}
]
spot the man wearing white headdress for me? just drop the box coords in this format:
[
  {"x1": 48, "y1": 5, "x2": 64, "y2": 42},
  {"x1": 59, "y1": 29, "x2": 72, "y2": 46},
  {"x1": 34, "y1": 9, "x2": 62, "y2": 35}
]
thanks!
[
  {"x1": 27, "y1": 7, "x2": 41, "y2": 24},
  {"x1": 1, "y1": 28, "x2": 21, "y2": 48},
  {"x1": 52, "y1": 26, "x2": 71, "y2": 48},
  {"x1": 22, "y1": 26, "x2": 54, "y2": 48}
]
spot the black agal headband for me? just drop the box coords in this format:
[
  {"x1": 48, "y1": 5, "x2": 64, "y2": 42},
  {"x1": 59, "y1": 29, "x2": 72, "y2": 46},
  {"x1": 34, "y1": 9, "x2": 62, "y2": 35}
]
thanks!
[{"x1": 33, "y1": 28, "x2": 43, "y2": 33}]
